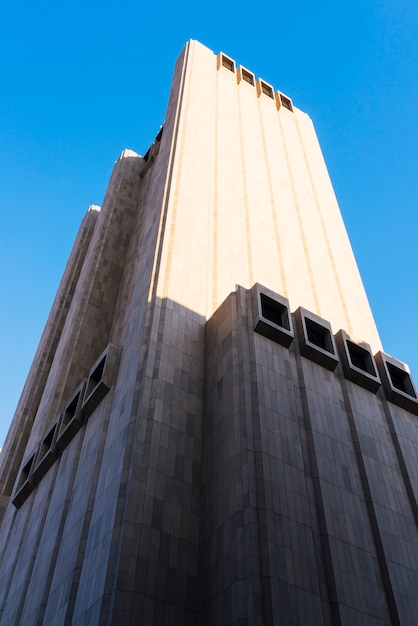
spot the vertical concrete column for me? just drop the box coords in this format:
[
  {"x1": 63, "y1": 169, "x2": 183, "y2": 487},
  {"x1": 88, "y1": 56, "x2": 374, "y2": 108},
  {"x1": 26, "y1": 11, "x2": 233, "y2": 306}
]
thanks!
[
  {"x1": 25, "y1": 151, "x2": 144, "y2": 456},
  {"x1": 199, "y1": 288, "x2": 268, "y2": 624}
]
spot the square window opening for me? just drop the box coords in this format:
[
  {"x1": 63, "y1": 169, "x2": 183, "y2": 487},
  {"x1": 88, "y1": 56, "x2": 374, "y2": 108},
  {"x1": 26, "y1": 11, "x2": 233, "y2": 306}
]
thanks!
[
  {"x1": 17, "y1": 456, "x2": 34, "y2": 490},
  {"x1": 305, "y1": 318, "x2": 334, "y2": 353},
  {"x1": 387, "y1": 363, "x2": 416, "y2": 397},
  {"x1": 62, "y1": 393, "x2": 81, "y2": 427},
  {"x1": 261, "y1": 81, "x2": 274, "y2": 98},
  {"x1": 260, "y1": 294, "x2": 290, "y2": 330},
  {"x1": 221, "y1": 55, "x2": 234, "y2": 72},
  {"x1": 38, "y1": 425, "x2": 57, "y2": 460},
  {"x1": 86, "y1": 356, "x2": 106, "y2": 397},
  {"x1": 241, "y1": 69, "x2": 254, "y2": 85},
  {"x1": 280, "y1": 94, "x2": 293, "y2": 111},
  {"x1": 347, "y1": 341, "x2": 375, "y2": 375},
  {"x1": 21, "y1": 459, "x2": 32, "y2": 481}
]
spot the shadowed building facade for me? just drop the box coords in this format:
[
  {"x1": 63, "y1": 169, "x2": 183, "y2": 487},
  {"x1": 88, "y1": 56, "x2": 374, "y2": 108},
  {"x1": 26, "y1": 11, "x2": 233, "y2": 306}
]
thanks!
[{"x1": 0, "y1": 40, "x2": 418, "y2": 625}]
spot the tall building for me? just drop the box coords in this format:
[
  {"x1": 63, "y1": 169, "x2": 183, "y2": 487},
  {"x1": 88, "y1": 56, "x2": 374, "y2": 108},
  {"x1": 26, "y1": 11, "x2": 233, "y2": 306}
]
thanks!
[{"x1": 0, "y1": 40, "x2": 417, "y2": 625}]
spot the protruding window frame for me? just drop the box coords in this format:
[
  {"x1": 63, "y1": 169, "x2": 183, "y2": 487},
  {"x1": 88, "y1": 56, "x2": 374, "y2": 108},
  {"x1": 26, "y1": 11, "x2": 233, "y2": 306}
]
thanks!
[
  {"x1": 252, "y1": 283, "x2": 294, "y2": 347},
  {"x1": 257, "y1": 79, "x2": 274, "y2": 99},
  {"x1": 56, "y1": 380, "x2": 87, "y2": 450},
  {"x1": 294, "y1": 307, "x2": 338, "y2": 370},
  {"x1": 375, "y1": 352, "x2": 418, "y2": 414},
  {"x1": 12, "y1": 449, "x2": 37, "y2": 508},
  {"x1": 237, "y1": 66, "x2": 255, "y2": 86},
  {"x1": 217, "y1": 52, "x2": 235, "y2": 73},
  {"x1": 82, "y1": 344, "x2": 121, "y2": 418},
  {"x1": 32, "y1": 419, "x2": 60, "y2": 481},
  {"x1": 336, "y1": 329, "x2": 381, "y2": 392},
  {"x1": 276, "y1": 91, "x2": 294, "y2": 112}
]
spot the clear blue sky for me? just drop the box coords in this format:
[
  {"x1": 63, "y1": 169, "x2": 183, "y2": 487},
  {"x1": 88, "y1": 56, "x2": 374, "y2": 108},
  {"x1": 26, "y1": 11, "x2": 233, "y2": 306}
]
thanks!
[{"x1": 1, "y1": 0, "x2": 417, "y2": 446}]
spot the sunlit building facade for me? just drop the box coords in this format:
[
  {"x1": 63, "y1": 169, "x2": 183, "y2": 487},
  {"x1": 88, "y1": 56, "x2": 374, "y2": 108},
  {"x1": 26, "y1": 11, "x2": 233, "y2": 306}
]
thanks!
[{"x1": 0, "y1": 40, "x2": 417, "y2": 625}]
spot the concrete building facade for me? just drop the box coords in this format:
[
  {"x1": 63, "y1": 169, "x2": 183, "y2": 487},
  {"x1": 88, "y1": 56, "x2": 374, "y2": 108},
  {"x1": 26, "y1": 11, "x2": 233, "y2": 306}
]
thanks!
[{"x1": 0, "y1": 40, "x2": 417, "y2": 625}]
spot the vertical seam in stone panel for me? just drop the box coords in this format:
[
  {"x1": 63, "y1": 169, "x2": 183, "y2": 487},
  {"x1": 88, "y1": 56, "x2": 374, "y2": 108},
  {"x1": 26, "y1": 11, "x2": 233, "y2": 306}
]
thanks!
[
  {"x1": 231, "y1": 288, "x2": 266, "y2": 622},
  {"x1": 257, "y1": 101, "x2": 288, "y2": 298},
  {"x1": 34, "y1": 431, "x2": 87, "y2": 626},
  {"x1": 0, "y1": 504, "x2": 16, "y2": 575},
  {"x1": 13, "y1": 461, "x2": 61, "y2": 625},
  {"x1": 237, "y1": 76, "x2": 254, "y2": 289},
  {"x1": 155, "y1": 43, "x2": 192, "y2": 300},
  {"x1": 211, "y1": 61, "x2": 219, "y2": 313},
  {"x1": 0, "y1": 427, "x2": 84, "y2": 625},
  {"x1": 339, "y1": 376, "x2": 402, "y2": 626},
  {"x1": 380, "y1": 396, "x2": 418, "y2": 529},
  {"x1": 294, "y1": 349, "x2": 342, "y2": 625},
  {"x1": 232, "y1": 289, "x2": 251, "y2": 622},
  {"x1": 60, "y1": 398, "x2": 116, "y2": 625},
  {"x1": 0, "y1": 500, "x2": 33, "y2": 619},
  {"x1": 294, "y1": 116, "x2": 351, "y2": 335},
  {"x1": 102, "y1": 296, "x2": 158, "y2": 625},
  {"x1": 277, "y1": 114, "x2": 320, "y2": 315},
  {"x1": 240, "y1": 288, "x2": 272, "y2": 623}
]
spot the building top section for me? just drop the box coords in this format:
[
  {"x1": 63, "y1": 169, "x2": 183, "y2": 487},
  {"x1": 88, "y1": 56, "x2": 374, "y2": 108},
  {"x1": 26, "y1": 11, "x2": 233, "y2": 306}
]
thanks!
[
  {"x1": 216, "y1": 49, "x2": 296, "y2": 114},
  {"x1": 153, "y1": 39, "x2": 381, "y2": 350}
]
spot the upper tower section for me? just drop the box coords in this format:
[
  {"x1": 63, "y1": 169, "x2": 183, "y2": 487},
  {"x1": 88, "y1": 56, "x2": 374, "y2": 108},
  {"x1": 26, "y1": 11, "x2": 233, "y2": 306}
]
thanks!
[{"x1": 154, "y1": 39, "x2": 381, "y2": 350}]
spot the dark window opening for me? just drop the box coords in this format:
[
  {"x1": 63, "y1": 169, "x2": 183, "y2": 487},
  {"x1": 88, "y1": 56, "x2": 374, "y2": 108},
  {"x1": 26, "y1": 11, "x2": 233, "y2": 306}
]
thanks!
[
  {"x1": 39, "y1": 425, "x2": 56, "y2": 459},
  {"x1": 221, "y1": 55, "x2": 234, "y2": 72},
  {"x1": 347, "y1": 341, "x2": 375, "y2": 375},
  {"x1": 16, "y1": 455, "x2": 35, "y2": 491},
  {"x1": 86, "y1": 357, "x2": 106, "y2": 397},
  {"x1": 62, "y1": 393, "x2": 81, "y2": 427},
  {"x1": 260, "y1": 294, "x2": 290, "y2": 330},
  {"x1": 280, "y1": 94, "x2": 293, "y2": 111},
  {"x1": 241, "y1": 69, "x2": 254, "y2": 85},
  {"x1": 387, "y1": 363, "x2": 416, "y2": 397},
  {"x1": 20, "y1": 460, "x2": 32, "y2": 483},
  {"x1": 305, "y1": 318, "x2": 334, "y2": 353},
  {"x1": 261, "y1": 82, "x2": 274, "y2": 98}
]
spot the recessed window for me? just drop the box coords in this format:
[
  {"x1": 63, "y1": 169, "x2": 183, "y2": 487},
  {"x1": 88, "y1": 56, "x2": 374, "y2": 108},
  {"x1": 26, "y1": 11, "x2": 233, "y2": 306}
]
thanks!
[
  {"x1": 305, "y1": 318, "x2": 334, "y2": 353},
  {"x1": 86, "y1": 356, "x2": 106, "y2": 398},
  {"x1": 260, "y1": 294, "x2": 290, "y2": 330},
  {"x1": 220, "y1": 54, "x2": 234, "y2": 72},
  {"x1": 33, "y1": 421, "x2": 59, "y2": 481},
  {"x1": 82, "y1": 344, "x2": 121, "y2": 417},
  {"x1": 38, "y1": 424, "x2": 56, "y2": 460},
  {"x1": 276, "y1": 92, "x2": 294, "y2": 112},
  {"x1": 57, "y1": 381, "x2": 86, "y2": 450},
  {"x1": 387, "y1": 363, "x2": 416, "y2": 397},
  {"x1": 62, "y1": 394, "x2": 80, "y2": 428},
  {"x1": 17, "y1": 458, "x2": 34, "y2": 491},
  {"x1": 238, "y1": 66, "x2": 255, "y2": 86},
  {"x1": 252, "y1": 284, "x2": 294, "y2": 348},
  {"x1": 260, "y1": 80, "x2": 274, "y2": 98},
  {"x1": 295, "y1": 307, "x2": 338, "y2": 371},
  {"x1": 242, "y1": 69, "x2": 254, "y2": 85},
  {"x1": 336, "y1": 330, "x2": 380, "y2": 392},
  {"x1": 280, "y1": 94, "x2": 293, "y2": 111},
  {"x1": 347, "y1": 341, "x2": 375, "y2": 375},
  {"x1": 375, "y1": 351, "x2": 418, "y2": 413},
  {"x1": 12, "y1": 452, "x2": 37, "y2": 508}
]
